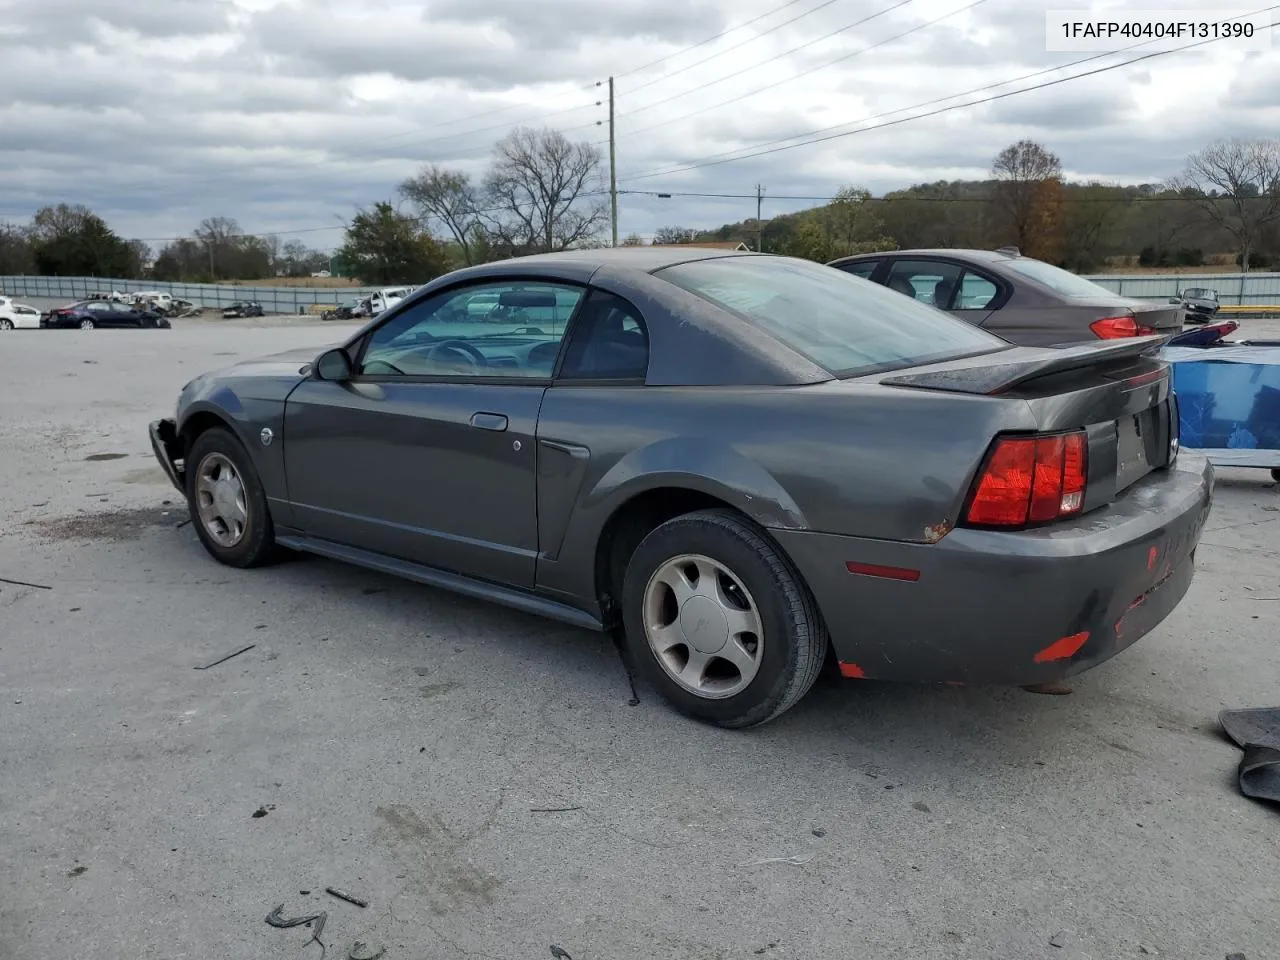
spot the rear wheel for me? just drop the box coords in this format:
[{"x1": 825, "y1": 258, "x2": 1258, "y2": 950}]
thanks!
[
  {"x1": 620, "y1": 509, "x2": 828, "y2": 728},
  {"x1": 185, "y1": 427, "x2": 276, "y2": 568},
  {"x1": 1272, "y1": 469, "x2": 1280, "y2": 483},
  {"x1": 79, "y1": 318, "x2": 95, "y2": 329}
]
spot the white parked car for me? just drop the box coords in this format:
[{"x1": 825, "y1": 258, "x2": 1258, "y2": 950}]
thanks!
[
  {"x1": 369, "y1": 286, "x2": 414, "y2": 314},
  {"x1": 0, "y1": 297, "x2": 41, "y2": 330}
]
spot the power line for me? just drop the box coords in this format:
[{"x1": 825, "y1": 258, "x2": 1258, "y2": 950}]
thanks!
[
  {"x1": 622, "y1": 0, "x2": 850, "y2": 97},
  {"x1": 620, "y1": 0, "x2": 920, "y2": 121},
  {"x1": 619, "y1": 189, "x2": 1260, "y2": 204},
  {"x1": 613, "y1": 0, "x2": 814, "y2": 79},
  {"x1": 618, "y1": 0, "x2": 982, "y2": 140},
  {"x1": 618, "y1": 9, "x2": 1279, "y2": 183}
]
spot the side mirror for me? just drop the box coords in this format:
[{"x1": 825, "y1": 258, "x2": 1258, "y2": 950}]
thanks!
[{"x1": 315, "y1": 347, "x2": 352, "y2": 381}]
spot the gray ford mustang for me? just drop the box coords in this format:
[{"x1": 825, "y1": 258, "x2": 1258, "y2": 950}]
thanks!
[{"x1": 150, "y1": 248, "x2": 1213, "y2": 728}]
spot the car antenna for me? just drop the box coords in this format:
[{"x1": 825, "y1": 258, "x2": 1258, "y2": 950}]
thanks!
[{"x1": 995, "y1": 246, "x2": 1020, "y2": 257}]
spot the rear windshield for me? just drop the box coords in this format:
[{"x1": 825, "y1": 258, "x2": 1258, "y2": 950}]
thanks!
[
  {"x1": 656, "y1": 256, "x2": 1008, "y2": 376},
  {"x1": 1001, "y1": 257, "x2": 1118, "y2": 298}
]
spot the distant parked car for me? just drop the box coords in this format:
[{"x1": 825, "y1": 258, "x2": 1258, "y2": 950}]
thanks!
[
  {"x1": 1178, "y1": 287, "x2": 1220, "y2": 324},
  {"x1": 43, "y1": 300, "x2": 171, "y2": 329},
  {"x1": 222, "y1": 301, "x2": 265, "y2": 319},
  {"x1": 0, "y1": 297, "x2": 41, "y2": 330},
  {"x1": 828, "y1": 248, "x2": 1183, "y2": 347}
]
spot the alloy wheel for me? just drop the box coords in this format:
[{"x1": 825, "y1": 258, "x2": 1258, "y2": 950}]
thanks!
[
  {"x1": 642, "y1": 553, "x2": 764, "y2": 699},
  {"x1": 195, "y1": 452, "x2": 248, "y2": 548}
]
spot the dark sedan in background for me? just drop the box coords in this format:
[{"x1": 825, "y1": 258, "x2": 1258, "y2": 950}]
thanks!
[
  {"x1": 222, "y1": 301, "x2": 265, "y2": 319},
  {"x1": 1177, "y1": 287, "x2": 1220, "y2": 323},
  {"x1": 43, "y1": 299, "x2": 171, "y2": 329},
  {"x1": 150, "y1": 248, "x2": 1211, "y2": 728},
  {"x1": 829, "y1": 248, "x2": 1184, "y2": 346}
]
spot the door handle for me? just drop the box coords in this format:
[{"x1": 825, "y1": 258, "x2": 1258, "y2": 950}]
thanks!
[{"x1": 469, "y1": 412, "x2": 508, "y2": 431}]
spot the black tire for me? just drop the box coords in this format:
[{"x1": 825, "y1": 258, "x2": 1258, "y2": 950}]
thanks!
[
  {"x1": 185, "y1": 427, "x2": 277, "y2": 568},
  {"x1": 620, "y1": 508, "x2": 828, "y2": 728},
  {"x1": 79, "y1": 318, "x2": 95, "y2": 329},
  {"x1": 1271, "y1": 468, "x2": 1280, "y2": 483}
]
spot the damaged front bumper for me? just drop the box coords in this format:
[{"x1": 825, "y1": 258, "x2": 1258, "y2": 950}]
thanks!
[{"x1": 149, "y1": 419, "x2": 185, "y2": 492}]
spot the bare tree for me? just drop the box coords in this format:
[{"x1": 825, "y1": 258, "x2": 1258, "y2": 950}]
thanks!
[
  {"x1": 262, "y1": 234, "x2": 282, "y2": 276},
  {"x1": 1170, "y1": 138, "x2": 1280, "y2": 272},
  {"x1": 653, "y1": 226, "x2": 699, "y2": 244},
  {"x1": 399, "y1": 165, "x2": 484, "y2": 265},
  {"x1": 991, "y1": 139, "x2": 1063, "y2": 254},
  {"x1": 620, "y1": 232, "x2": 645, "y2": 246},
  {"x1": 194, "y1": 216, "x2": 242, "y2": 279},
  {"x1": 482, "y1": 127, "x2": 608, "y2": 254}
]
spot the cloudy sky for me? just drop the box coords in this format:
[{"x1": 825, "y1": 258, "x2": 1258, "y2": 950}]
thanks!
[{"x1": 1, "y1": 0, "x2": 1276, "y2": 252}]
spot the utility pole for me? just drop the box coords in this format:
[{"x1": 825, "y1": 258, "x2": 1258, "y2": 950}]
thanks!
[
  {"x1": 608, "y1": 76, "x2": 618, "y2": 247},
  {"x1": 755, "y1": 184, "x2": 765, "y2": 252}
]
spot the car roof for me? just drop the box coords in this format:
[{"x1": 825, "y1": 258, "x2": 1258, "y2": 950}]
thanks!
[
  {"x1": 443, "y1": 246, "x2": 758, "y2": 283},
  {"x1": 830, "y1": 248, "x2": 1016, "y2": 266}
]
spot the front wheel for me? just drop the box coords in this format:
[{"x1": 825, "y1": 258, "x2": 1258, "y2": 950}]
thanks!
[
  {"x1": 1271, "y1": 469, "x2": 1280, "y2": 483},
  {"x1": 0, "y1": 319, "x2": 12, "y2": 331},
  {"x1": 185, "y1": 427, "x2": 277, "y2": 568},
  {"x1": 620, "y1": 509, "x2": 828, "y2": 728}
]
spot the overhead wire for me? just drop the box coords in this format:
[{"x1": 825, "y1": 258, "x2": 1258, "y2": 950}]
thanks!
[
  {"x1": 618, "y1": 7, "x2": 1280, "y2": 183},
  {"x1": 612, "y1": 0, "x2": 814, "y2": 79},
  {"x1": 621, "y1": 0, "x2": 849, "y2": 97},
  {"x1": 617, "y1": 0, "x2": 983, "y2": 140}
]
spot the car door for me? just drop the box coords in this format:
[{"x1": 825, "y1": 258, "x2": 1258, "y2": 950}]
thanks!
[
  {"x1": 85, "y1": 301, "x2": 115, "y2": 326},
  {"x1": 282, "y1": 278, "x2": 587, "y2": 589}
]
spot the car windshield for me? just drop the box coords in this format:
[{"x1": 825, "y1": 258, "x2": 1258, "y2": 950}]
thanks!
[
  {"x1": 1001, "y1": 257, "x2": 1118, "y2": 298},
  {"x1": 656, "y1": 256, "x2": 1008, "y2": 376},
  {"x1": 1183, "y1": 288, "x2": 1217, "y2": 299}
]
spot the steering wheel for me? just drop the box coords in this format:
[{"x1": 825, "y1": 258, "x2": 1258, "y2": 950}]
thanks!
[
  {"x1": 424, "y1": 340, "x2": 487, "y2": 369},
  {"x1": 527, "y1": 341, "x2": 561, "y2": 369}
]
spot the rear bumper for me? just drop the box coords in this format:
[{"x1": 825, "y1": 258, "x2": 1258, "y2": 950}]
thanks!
[
  {"x1": 149, "y1": 419, "x2": 185, "y2": 492},
  {"x1": 772, "y1": 452, "x2": 1214, "y2": 686}
]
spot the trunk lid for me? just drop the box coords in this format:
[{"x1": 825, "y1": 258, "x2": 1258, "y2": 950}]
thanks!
[
  {"x1": 1129, "y1": 299, "x2": 1184, "y2": 336},
  {"x1": 878, "y1": 338, "x2": 1177, "y2": 514}
]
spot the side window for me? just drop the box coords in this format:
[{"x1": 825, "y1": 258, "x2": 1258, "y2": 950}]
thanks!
[
  {"x1": 835, "y1": 260, "x2": 879, "y2": 280},
  {"x1": 86, "y1": 301, "x2": 110, "y2": 313},
  {"x1": 358, "y1": 281, "x2": 585, "y2": 379},
  {"x1": 557, "y1": 291, "x2": 650, "y2": 382},
  {"x1": 955, "y1": 270, "x2": 999, "y2": 310},
  {"x1": 884, "y1": 259, "x2": 963, "y2": 308}
]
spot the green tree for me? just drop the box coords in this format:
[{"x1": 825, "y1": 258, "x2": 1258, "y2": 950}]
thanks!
[
  {"x1": 28, "y1": 204, "x2": 140, "y2": 277},
  {"x1": 0, "y1": 221, "x2": 34, "y2": 274},
  {"x1": 338, "y1": 202, "x2": 449, "y2": 285}
]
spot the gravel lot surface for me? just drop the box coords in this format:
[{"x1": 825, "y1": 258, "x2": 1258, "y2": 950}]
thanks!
[{"x1": 2, "y1": 317, "x2": 1278, "y2": 960}]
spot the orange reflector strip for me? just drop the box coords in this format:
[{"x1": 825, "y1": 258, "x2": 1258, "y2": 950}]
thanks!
[
  {"x1": 839, "y1": 662, "x2": 866, "y2": 679},
  {"x1": 846, "y1": 561, "x2": 920, "y2": 582},
  {"x1": 1032, "y1": 631, "x2": 1090, "y2": 664}
]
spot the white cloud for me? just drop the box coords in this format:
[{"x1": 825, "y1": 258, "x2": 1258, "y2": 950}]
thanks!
[{"x1": 0, "y1": 0, "x2": 1275, "y2": 247}]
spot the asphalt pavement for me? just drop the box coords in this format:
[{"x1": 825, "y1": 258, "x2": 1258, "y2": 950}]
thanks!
[{"x1": 2, "y1": 317, "x2": 1278, "y2": 960}]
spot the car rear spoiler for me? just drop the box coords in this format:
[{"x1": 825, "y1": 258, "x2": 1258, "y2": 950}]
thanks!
[{"x1": 879, "y1": 336, "x2": 1165, "y2": 395}]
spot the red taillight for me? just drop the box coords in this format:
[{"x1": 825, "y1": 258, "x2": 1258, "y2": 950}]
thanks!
[
  {"x1": 1090, "y1": 315, "x2": 1155, "y2": 339},
  {"x1": 965, "y1": 431, "x2": 1088, "y2": 527}
]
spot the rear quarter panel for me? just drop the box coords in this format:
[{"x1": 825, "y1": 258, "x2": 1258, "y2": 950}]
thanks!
[{"x1": 535, "y1": 380, "x2": 1036, "y2": 603}]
